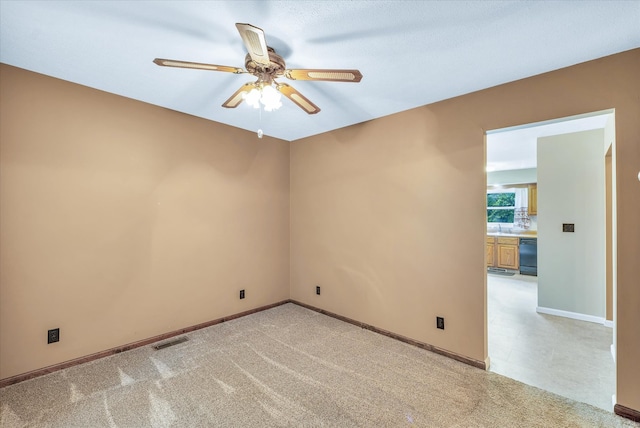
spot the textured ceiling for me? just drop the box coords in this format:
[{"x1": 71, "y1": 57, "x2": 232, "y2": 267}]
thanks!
[{"x1": 1, "y1": 1, "x2": 639, "y2": 141}]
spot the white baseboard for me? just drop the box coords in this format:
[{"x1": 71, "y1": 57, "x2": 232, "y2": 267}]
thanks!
[
  {"x1": 612, "y1": 394, "x2": 616, "y2": 407},
  {"x1": 603, "y1": 319, "x2": 614, "y2": 328},
  {"x1": 611, "y1": 344, "x2": 616, "y2": 362},
  {"x1": 536, "y1": 306, "x2": 607, "y2": 325}
]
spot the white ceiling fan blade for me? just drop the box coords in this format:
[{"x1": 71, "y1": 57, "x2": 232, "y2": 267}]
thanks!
[{"x1": 235, "y1": 23, "x2": 270, "y2": 66}]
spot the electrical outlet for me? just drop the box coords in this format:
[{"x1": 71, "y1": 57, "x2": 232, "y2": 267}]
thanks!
[
  {"x1": 48, "y1": 328, "x2": 60, "y2": 344},
  {"x1": 436, "y1": 317, "x2": 445, "y2": 330},
  {"x1": 239, "y1": 289, "x2": 245, "y2": 299},
  {"x1": 316, "y1": 285, "x2": 321, "y2": 295}
]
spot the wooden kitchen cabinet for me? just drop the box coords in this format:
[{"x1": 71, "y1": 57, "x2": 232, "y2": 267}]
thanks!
[
  {"x1": 496, "y1": 237, "x2": 519, "y2": 269},
  {"x1": 487, "y1": 236, "x2": 519, "y2": 270},
  {"x1": 486, "y1": 237, "x2": 495, "y2": 267},
  {"x1": 528, "y1": 183, "x2": 538, "y2": 216}
]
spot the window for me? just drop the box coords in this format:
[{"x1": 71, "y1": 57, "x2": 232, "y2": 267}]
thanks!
[{"x1": 487, "y1": 191, "x2": 515, "y2": 223}]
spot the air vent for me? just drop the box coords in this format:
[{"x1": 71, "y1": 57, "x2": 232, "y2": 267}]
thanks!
[{"x1": 153, "y1": 336, "x2": 188, "y2": 350}]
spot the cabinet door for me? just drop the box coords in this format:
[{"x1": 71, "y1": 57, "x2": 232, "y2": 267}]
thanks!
[
  {"x1": 497, "y1": 244, "x2": 519, "y2": 269},
  {"x1": 487, "y1": 242, "x2": 495, "y2": 267},
  {"x1": 528, "y1": 184, "x2": 538, "y2": 216}
]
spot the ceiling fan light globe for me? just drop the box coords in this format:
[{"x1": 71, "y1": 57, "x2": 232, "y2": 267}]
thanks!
[
  {"x1": 263, "y1": 100, "x2": 282, "y2": 112},
  {"x1": 260, "y1": 85, "x2": 282, "y2": 111},
  {"x1": 243, "y1": 88, "x2": 262, "y2": 108}
]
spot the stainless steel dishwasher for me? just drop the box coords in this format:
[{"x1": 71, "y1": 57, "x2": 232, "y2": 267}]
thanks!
[{"x1": 519, "y1": 238, "x2": 537, "y2": 276}]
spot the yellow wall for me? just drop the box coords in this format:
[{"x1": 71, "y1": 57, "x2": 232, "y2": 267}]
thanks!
[
  {"x1": 1, "y1": 49, "x2": 639, "y2": 413},
  {"x1": 290, "y1": 49, "x2": 640, "y2": 411},
  {"x1": 0, "y1": 65, "x2": 291, "y2": 379}
]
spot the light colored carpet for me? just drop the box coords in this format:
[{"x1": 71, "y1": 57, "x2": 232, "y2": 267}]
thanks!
[{"x1": 1, "y1": 303, "x2": 637, "y2": 427}]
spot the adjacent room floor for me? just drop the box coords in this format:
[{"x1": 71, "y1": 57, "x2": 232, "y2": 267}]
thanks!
[{"x1": 488, "y1": 272, "x2": 615, "y2": 411}]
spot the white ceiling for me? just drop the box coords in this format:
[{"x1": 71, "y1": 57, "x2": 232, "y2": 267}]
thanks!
[
  {"x1": 1, "y1": 1, "x2": 638, "y2": 141},
  {"x1": 486, "y1": 112, "x2": 613, "y2": 172}
]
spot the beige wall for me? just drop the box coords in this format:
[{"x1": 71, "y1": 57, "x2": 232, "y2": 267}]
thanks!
[
  {"x1": 0, "y1": 65, "x2": 291, "y2": 379},
  {"x1": 290, "y1": 109, "x2": 488, "y2": 362},
  {"x1": 290, "y1": 49, "x2": 640, "y2": 411}
]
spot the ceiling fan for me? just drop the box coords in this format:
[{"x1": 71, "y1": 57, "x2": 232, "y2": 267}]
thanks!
[{"x1": 153, "y1": 23, "x2": 363, "y2": 115}]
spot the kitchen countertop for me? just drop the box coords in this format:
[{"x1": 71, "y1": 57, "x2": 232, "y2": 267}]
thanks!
[{"x1": 487, "y1": 230, "x2": 537, "y2": 238}]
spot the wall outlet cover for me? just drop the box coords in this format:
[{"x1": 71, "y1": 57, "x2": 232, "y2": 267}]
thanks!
[
  {"x1": 436, "y1": 317, "x2": 445, "y2": 330},
  {"x1": 239, "y1": 289, "x2": 245, "y2": 299},
  {"x1": 316, "y1": 286, "x2": 321, "y2": 295},
  {"x1": 48, "y1": 328, "x2": 60, "y2": 344}
]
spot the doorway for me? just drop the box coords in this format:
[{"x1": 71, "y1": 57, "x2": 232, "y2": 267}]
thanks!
[{"x1": 485, "y1": 110, "x2": 616, "y2": 411}]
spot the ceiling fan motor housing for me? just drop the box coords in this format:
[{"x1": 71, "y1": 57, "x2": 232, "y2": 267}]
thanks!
[{"x1": 245, "y1": 47, "x2": 286, "y2": 82}]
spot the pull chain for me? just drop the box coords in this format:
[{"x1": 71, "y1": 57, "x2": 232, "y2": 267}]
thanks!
[{"x1": 257, "y1": 105, "x2": 263, "y2": 138}]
